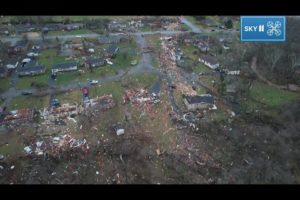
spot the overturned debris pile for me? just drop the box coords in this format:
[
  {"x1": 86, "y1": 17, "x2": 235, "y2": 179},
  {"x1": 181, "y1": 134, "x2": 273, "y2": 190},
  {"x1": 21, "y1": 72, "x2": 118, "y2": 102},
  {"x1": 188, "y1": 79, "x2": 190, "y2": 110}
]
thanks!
[
  {"x1": 122, "y1": 89, "x2": 159, "y2": 106},
  {"x1": 43, "y1": 103, "x2": 78, "y2": 123},
  {"x1": 84, "y1": 94, "x2": 115, "y2": 111},
  {"x1": 160, "y1": 36, "x2": 197, "y2": 96},
  {"x1": 0, "y1": 109, "x2": 34, "y2": 125},
  {"x1": 24, "y1": 134, "x2": 89, "y2": 157}
]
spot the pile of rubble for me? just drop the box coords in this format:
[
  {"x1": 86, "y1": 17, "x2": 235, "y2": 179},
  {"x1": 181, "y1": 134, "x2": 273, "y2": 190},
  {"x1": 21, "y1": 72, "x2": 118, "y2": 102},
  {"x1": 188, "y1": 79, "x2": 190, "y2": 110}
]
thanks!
[
  {"x1": 0, "y1": 109, "x2": 34, "y2": 125},
  {"x1": 42, "y1": 103, "x2": 79, "y2": 123},
  {"x1": 122, "y1": 89, "x2": 160, "y2": 106},
  {"x1": 160, "y1": 36, "x2": 196, "y2": 96},
  {"x1": 84, "y1": 94, "x2": 115, "y2": 111},
  {"x1": 24, "y1": 134, "x2": 89, "y2": 156}
]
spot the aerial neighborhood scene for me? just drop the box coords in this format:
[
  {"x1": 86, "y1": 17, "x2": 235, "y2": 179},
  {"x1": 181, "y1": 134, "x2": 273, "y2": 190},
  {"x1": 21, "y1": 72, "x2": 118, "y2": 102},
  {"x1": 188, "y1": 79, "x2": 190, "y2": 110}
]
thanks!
[{"x1": 0, "y1": 16, "x2": 300, "y2": 184}]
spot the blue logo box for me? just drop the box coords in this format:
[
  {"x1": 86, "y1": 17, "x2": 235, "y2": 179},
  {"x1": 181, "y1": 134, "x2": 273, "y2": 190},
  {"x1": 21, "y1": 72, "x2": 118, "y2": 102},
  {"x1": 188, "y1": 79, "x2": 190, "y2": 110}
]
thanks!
[{"x1": 240, "y1": 16, "x2": 286, "y2": 42}]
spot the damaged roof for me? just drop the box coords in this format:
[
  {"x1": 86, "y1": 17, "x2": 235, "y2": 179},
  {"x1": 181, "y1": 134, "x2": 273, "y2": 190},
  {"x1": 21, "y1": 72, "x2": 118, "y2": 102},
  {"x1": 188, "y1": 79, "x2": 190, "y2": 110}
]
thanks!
[
  {"x1": 106, "y1": 45, "x2": 119, "y2": 55},
  {"x1": 86, "y1": 58, "x2": 106, "y2": 65},
  {"x1": 18, "y1": 65, "x2": 46, "y2": 73},
  {"x1": 52, "y1": 62, "x2": 78, "y2": 70},
  {"x1": 200, "y1": 55, "x2": 219, "y2": 65},
  {"x1": 184, "y1": 95, "x2": 214, "y2": 104}
]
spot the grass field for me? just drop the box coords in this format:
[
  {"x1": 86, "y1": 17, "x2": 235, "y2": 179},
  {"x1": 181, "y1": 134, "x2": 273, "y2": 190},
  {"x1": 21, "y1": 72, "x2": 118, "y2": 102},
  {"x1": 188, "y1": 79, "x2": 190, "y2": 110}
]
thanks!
[
  {"x1": 0, "y1": 78, "x2": 10, "y2": 93},
  {"x1": 38, "y1": 49, "x2": 67, "y2": 69},
  {"x1": 192, "y1": 63, "x2": 213, "y2": 74},
  {"x1": 56, "y1": 66, "x2": 117, "y2": 85},
  {"x1": 145, "y1": 34, "x2": 161, "y2": 68},
  {"x1": 16, "y1": 74, "x2": 49, "y2": 90},
  {"x1": 121, "y1": 72, "x2": 157, "y2": 89},
  {"x1": 8, "y1": 95, "x2": 50, "y2": 110},
  {"x1": 249, "y1": 81, "x2": 300, "y2": 107},
  {"x1": 47, "y1": 29, "x2": 95, "y2": 36}
]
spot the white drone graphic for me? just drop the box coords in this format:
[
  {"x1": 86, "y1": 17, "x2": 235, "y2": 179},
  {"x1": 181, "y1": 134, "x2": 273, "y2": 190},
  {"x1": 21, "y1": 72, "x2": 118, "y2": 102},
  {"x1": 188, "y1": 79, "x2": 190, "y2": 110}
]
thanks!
[{"x1": 267, "y1": 21, "x2": 282, "y2": 36}]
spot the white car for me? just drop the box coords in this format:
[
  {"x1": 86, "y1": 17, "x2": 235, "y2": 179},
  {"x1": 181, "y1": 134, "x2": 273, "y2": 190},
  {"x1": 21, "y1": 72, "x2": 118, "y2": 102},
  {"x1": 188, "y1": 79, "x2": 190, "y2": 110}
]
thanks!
[{"x1": 90, "y1": 80, "x2": 98, "y2": 85}]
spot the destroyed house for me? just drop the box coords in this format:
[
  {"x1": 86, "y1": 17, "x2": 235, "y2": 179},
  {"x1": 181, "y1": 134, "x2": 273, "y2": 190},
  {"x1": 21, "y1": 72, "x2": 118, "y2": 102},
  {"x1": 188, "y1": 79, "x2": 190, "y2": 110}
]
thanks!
[
  {"x1": 108, "y1": 22, "x2": 127, "y2": 31},
  {"x1": 183, "y1": 94, "x2": 214, "y2": 111},
  {"x1": 43, "y1": 103, "x2": 78, "y2": 122},
  {"x1": 195, "y1": 41, "x2": 210, "y2": 52},
  {"x1": 0, "y1": 27, "x2": 9, "y2": 35},
  {"x1": 85, "y1": 58, "x2": 106, "y2": 68},
  {"x1": 15, "y1": 24, "x2": 41, "y2": 33},
  {"x1": 84, "y1": 95, "x2": 115, "y2": 111},
  {"x1": 65, "y1": 23, "x2": 83, "y2": 31},
  {"x1": 226, "y1": 84, "x2": 238, "y2": 94},
  {"x1": 0, "y1": 67, "x2": 8, "y2": 78},
  {"x1": 0, "y1": 109, "x2": 34, "y2": 125},
  {"x1": 18, "y1": 65, "x2": 46, "y2": 77},
  {"x1": 199, "y1": 55, "x2": 219, "y2": 70},
  {"x1": 52, "y1": 62, "x2": 78, "y2": 73},
  {"x1": 8, "y1": 40, "x2": 28, "y2": 53},
  {"x1": 105, "y1": 45, "x2": 119, "y2": 58}
]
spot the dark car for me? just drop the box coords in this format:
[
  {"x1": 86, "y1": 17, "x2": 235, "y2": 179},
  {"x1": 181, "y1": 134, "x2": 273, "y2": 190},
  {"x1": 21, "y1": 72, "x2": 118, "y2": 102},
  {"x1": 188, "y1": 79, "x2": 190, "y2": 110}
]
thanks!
[{"x1": 21, "y1": 91, "x2": 33, "y2": 95}]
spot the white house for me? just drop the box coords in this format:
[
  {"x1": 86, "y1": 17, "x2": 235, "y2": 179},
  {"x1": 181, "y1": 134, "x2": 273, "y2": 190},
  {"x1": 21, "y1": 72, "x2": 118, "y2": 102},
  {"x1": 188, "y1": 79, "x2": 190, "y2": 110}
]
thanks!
[{"x1": 199, "y1": 55, "x2": 219, "y2": 70}]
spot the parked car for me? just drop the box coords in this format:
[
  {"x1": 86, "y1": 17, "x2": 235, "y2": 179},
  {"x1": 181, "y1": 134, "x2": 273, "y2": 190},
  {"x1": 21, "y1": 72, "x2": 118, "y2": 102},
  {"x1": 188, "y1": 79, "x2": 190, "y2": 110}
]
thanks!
[{"x1": 90, "y1": 80, "x2": 98, "y2": 85}]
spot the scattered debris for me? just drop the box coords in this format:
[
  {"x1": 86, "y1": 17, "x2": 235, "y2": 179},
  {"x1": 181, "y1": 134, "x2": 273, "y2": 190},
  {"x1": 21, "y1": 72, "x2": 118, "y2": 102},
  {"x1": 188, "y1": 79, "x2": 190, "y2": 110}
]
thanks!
[
  {"x1": 0, "y1": 109, "x2": 34, "y2": 125},
  {"x1": 23, "y1": 134, "x2": 89, "y2": 157},
  {"x1": 112, "y1": 123, "x2": 125, "y2": 136},
  {"x1": 156, "y1": 149, "x2": 161, "y2": 156},
  {"x1": 84, "y1": 94, "x2": 115, "y2": 112},
  {"x1": 43, "y1": 103, "x2": 78, "y2": 124}
]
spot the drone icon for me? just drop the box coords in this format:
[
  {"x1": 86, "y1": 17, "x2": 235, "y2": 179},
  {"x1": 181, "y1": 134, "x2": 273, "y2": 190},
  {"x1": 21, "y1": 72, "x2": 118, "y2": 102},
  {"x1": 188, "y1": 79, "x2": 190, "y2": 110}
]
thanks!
[{"x1": 267, "y1": 21, "x2": 282, "y2": 36}]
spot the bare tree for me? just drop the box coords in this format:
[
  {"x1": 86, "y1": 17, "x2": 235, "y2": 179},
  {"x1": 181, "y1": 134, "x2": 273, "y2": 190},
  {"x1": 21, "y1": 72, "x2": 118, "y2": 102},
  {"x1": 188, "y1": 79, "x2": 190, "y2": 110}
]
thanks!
[
  {"x1": 288, "y1": 53, "x2": 300, "y2": 72},
  {"x1": 264, "y1": 47, "x2": 283, "y2": 73}
]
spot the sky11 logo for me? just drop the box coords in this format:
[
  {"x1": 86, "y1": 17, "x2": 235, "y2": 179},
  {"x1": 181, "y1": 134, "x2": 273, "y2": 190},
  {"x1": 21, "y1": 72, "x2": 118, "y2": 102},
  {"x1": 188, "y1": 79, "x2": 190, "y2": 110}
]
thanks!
[{"x1": 241, "y1": 16, "x2": 286, "y2": 42}]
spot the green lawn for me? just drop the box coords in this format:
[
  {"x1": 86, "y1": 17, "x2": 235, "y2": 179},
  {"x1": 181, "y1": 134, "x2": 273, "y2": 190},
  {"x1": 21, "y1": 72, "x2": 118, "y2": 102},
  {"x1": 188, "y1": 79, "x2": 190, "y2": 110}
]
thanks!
[
  {"x1": 138, "y1": 25, "x2": 153, "y2": 32},
  {"x1": 56, "y1": 66, "x2": 117, "y2": 85},
  {"x1": 56, "y1": 80, "x2": 124, "y2": 105},
  {"x1": 250, "y1": 81, "x2": 300, "y2": 107},
  {"x1": 0, "y1": 78, "x2": 10, "y2": 93},
  {"x1": 192, "y1": 63, "x2": 212, "y2": 74},
  {"x1": 177, "y1": 23, "x2": 190, "y2": 31},
  {"x1": 180, "y1": 44, "x2": 199, "y2": 60},
  {"x1": 38, "y1": 49, "x2": 67, "y2": 69},
  {"x1": 185, "y1": 16, "x2": 207, "y2": 29},
  {"x1": 173, "y1": 89, "x2": 186, "y2": 112},
  {"x1": 90, "y1": 81, "x2": 124, "y2": 103},
  {"x1": 121, "y1": 72, "x2": 157, "y2": 89},
  {"x1": 47, "y1": 29, "x2": 95, "y2": 36},
  {"x1": 145, "y1": 34, "x2": 161, "y2": 68},
  {"x1": 199, "y1": 75, "x2": 217, "y2": 88},
  {"x1": 16, "y1": 74, "x2": 49, "y2": 90},
  {"x1": 8, "y1": 95, "x2": 50, "y2": 110}
]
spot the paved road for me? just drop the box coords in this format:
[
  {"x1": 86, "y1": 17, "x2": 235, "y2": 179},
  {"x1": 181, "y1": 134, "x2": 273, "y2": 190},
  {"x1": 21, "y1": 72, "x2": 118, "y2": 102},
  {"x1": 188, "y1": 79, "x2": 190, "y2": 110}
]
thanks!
[
  {"x1": 180, "y1": 16, "x2": 202, "y2": 33},
  {"x1": 0, "y1": 33, "x2": 162, "y2": 103},
  {"x1": 0, "y1": 18, "x2": 217, "y2": 107},
  {"x1": 2, "y1": 31, "x2": 189, "y2": 44}
]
